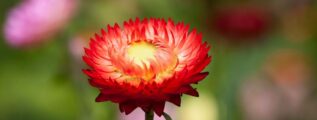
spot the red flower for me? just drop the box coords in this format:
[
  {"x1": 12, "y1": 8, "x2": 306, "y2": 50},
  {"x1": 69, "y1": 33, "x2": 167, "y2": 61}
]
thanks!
[
  {"x1": 83, "y1": 18, "x2": 211, "y2": 116},
  {"x1": 212, "y1": 5, "x2": 270, "y2": 40}
]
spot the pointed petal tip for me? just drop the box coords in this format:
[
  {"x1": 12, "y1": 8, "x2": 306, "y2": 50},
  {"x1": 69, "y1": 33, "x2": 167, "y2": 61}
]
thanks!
[
  {"x1": 185, "y1": 88, "x2": 199, "y2": 97},
  {"x1": 122, "y1": 104, "x2": 138, "y2": 115},
  {"x1": 153, "y1": 102, "x2": 165, "y2": 116},
  {"x1": 95, "y1": 93, "x2": 108, "y2": 102},
  {"x1": 168, "y1": 95, "x2": 181, "y2": 106}
]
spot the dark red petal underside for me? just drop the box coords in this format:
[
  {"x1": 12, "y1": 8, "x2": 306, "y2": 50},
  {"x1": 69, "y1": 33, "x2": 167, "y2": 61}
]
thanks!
[
  {"x1": 185, "y1": 88, "x2": 199, "y2": 97},
  {"x1": 153, "y1": 102, "x2": 165, "y2": 116},
  {"x1": 168, "y1": 95, "x2": 181, "y2": 106},
  {"x1": 95, "y1": 93, "x2": 110, "y2": 102},
  {"x1": 187, "y1": 72, "x2": 209, "y2": 84},
  {"x1": 96, "y1": 93, "x2": 126, "y2": 103},
  {"x1": 121, "y1": 103, "x2": 138, "y2": 115},
  {"x1": 178, "y1": 85, "x2": 199, "y2": 97}
]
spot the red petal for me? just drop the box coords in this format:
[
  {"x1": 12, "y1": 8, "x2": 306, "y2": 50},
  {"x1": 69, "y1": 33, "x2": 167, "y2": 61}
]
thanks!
[
  {"x1": 192, "y1": 55, "x2": 211, "y2": 73},
  {"x1": 185, "y1": 88, "x2": 199, "y2": 97},
  {"x1": 178, "y1": 85, "x2": 199, "y2": 97},
  {"x1": 119, "y1": 103, "x2": 124, "y2": 112},
  {"x1": 168, "y1": 95, "x2": 181, "y2": 106},
  {"x1": 137, "y1": 101, "x2": 153, "y2": 113},
  {"x1": 178, "y1": 85, "x2": 193, "y2": 93},
  {"x1": 100, "y1": 88, "x2": 121, "y2": 95},
  {"x1": 140, "y1": 104, "x2": 151, "y2": 112},
  {"x1": 153, "y1": 102, "x2": 165, "y2": 116},
  {"x1": 95, "y1": 93, "x2": 110, "y2": 102},
  {"x1": 109, "y1": 96, "x2": 126, "y2": 103},
  {"x1": 83, "y1": 69, "x2": 98, "y2": 78},
  {"x1": 121, "y1": 103, "x2": 138, "y2": 115},
  {"x1": 187, "y1": 72, "x2": 209, "y2": 84},
  {"x1": 96, "y1": 92, "x2": 126, "y2": 103},
  {"x1": 88, "y1": 79, "x2": 101, "y2": 87},
  {"x1": 82, "y1": 56, "x2": 94, "y2": 66}
]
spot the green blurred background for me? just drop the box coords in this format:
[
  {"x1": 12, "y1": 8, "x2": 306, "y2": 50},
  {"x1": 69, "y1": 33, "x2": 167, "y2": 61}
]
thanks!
[{"x1": 0, "y1": 0, "x2": 317, "y2": 120}]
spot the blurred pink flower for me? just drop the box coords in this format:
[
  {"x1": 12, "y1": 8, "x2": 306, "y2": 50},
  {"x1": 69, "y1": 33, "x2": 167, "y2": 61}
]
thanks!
[{"x1": 3, "y1": 0, "x2": 77, "y2": 48}]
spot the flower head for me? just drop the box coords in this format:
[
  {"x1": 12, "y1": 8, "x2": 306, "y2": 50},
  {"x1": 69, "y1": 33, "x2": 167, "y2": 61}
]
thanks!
[
  {"x1": 83, "y1": 18, "x2": 211, "y2": 116},
  {"x1": 4, "y1": 0, "x2": 77, "y2": 48}
]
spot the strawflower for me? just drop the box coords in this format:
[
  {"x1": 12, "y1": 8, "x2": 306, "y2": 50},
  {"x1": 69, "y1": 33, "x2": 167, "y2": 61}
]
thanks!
[{"x1": 83, "y1": 18, "x2": 211, "y2": 119}]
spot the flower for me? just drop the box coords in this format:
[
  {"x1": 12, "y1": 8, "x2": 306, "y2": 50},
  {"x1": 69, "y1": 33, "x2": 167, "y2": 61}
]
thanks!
[
  {"x1": 212, "y1": 5, "x2": 270, "y2": 41},
  {"x1": 4, "y1": 0, "x2": 77, "y2": 48},
  {"x1": 83, "y1": 18, "x2": 211, "y2": 116}
]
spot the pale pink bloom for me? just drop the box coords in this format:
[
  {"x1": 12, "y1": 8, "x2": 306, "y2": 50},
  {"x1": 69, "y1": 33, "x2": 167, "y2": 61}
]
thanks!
[{"x1": 4, "y1": 0, "x2": 77, "y2": 48}]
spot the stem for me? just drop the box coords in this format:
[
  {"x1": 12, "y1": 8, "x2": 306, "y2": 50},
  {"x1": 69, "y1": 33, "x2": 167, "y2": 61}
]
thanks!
[
  {"x1": 163, "y1": 112, "x2": 172, "y2": 120},
  {"x1": 145, "y1": 110, "x2": 154, "y2": 120}
]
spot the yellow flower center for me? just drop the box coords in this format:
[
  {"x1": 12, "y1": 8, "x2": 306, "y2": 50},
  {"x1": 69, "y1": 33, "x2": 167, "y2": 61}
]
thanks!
[{"x1": 127, "y1": 41, "x2": 157, "y2": 68}]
